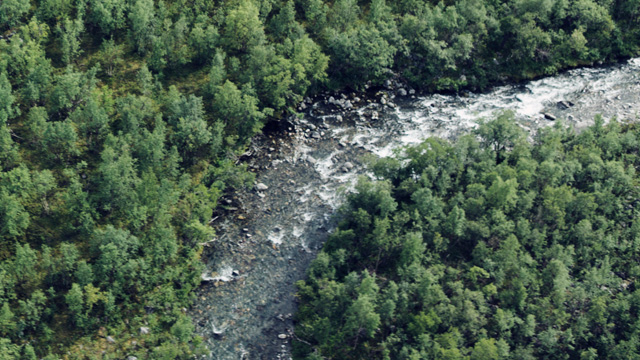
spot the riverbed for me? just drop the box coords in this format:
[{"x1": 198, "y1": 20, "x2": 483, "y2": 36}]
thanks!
[{"x1": 190, "y1": 58, "x2": 640, "y2": 359}]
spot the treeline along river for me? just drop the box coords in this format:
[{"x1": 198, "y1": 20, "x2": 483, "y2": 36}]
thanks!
[{"x1": 192, "y1": 58, "x2": 640, "y2": 359}]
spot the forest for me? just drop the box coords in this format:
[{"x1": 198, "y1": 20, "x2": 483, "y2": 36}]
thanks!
[
  {"x1": 293, "y1": 115, "x2": 640, "y2": 359},
  {"x1": 0, "y1": 0, "x2": 639, "y2": 358}
]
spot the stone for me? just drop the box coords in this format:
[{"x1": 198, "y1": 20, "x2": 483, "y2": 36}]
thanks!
[
  {"x1": 255, "y1": 183, "x2": 269, "y2": 191},
  {"x1": 328, "y1": 96, "x2": 336, "y2": 104},
  {"x1": 343, "y1": 100, "x2": 353, "y2": 110},
  {"x1": 128, "y1": 357, "x2": 138, "y2": 360},
  {"x1": 343, "y1": 162, "x2": 354, "y2": 170},
  {"x1": 543, "y1": 113, "x2": 557, "y2": 120},
  {"x1": 384, "y1": 79, "x2": 393, "y2": 89},
  {"x1": 106, "y1": 336, "x2": 116, "y2": 344},
  {"x1": 335, "y1": 115, "x2": 343, "y2": 122},
  {"x1": 308, "y1": 124, "x2": 316, "y2": 130},
  {"x1": 380, "y1": 97, "x2": 387, "y2": 105},
  {"x1": 306, "y1": 155, "x2": 317, "y2": 164},
  {"x1": 232, "y1": 270, "x2": 240, "y2": 276},
  {"x1": 311, "y1": 131, "x2": 321, "y2": 139},
  {"x1": 139, "y1": 327, "x2": 150, "y2": 335},
  {"x1": 557, "y1": 100, "x2": 573, "y2": 109},
  {"x1": 278, "y1": 334, "x2": 288, "y2": 339},
  {"x1": 397, "y1": 88, "x2": 407, "y2": 96},
  {"x1": 409, "y1": 89, "x2": 416, "y2": 95},
  {"x1": 371, "y1": 111, "x2": 379, "y2": 120}
]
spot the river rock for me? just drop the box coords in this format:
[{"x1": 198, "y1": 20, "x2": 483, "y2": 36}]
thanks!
[
  {"x1": 106, "y1": 336, "x2": 116, "y2": 344},
  {"x1": 343, "y1": 162, "x2": 354, "y2": 170},
  {"x1": 397, "y1": 88, "x2": 408, "y2": 96},
  {"x1": 255, "y1": 183, "x2": 269, "y2": 191},
  {"x1": 409, "y1": 89, "x2": 416, "y2": 95},
  {"x1": 305, "y1": 155, "x2": 317, "y2": 164},
  {"x1": 343, "y1": 100, "x2": 353, "y2": 110},
  {"x1": 232, "y1": 270, "x2": 240, "y2": 276},
  {"x1": 380, "y1": 97, "x2": 387, "y2": 105},
  {"x1": 128, "y1": 357, "x2": 138, "y2": 360},
  {"x1": 311, "y1": 131, "x2": 321, "y2": 139},
  {"x1": 557, "y1": 100, "x2": 574, "y2": 109},
  {"x1": 278, "y1": 334, "x2": 288, "y2": 339},
  {"x1": 140, "y1": 327, "x2": 150, "y2": 335},
  {"x1": 543, "y1": 113, "x2": 557, "y2": 120},
  {"x1": 335, "y1": 115, "x2": 343, "y2": 122}
]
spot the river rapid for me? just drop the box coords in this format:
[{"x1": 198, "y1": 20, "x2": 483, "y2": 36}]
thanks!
[{"x1": 190, "y1": 58, "x2": 640, "y2": 359}]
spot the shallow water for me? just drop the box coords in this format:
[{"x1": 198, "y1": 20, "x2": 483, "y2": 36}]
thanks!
[{"x1": 191, "y1": 59, "x2": 640, "y2": 359}]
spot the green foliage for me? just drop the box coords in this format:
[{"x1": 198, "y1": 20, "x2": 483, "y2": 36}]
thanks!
[
  {"x1": 294, "y1": 117, "x2": 640, "y2": 359},
  {"x1": 1, "y1": 0, "x2": 640, "y2": 357},
  {"x1": 0, "y1": 0, "x2": 30, "y2": 29}
]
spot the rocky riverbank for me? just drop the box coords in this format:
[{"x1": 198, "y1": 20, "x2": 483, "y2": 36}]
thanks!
[{"x1": 190, "y1": 58, "x2": 640, "y2": 360}]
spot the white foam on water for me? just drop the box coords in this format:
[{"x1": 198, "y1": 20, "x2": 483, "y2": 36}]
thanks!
[
  {"x1": 203, "y1": 265, "x2": 234, "y2": 282},
  {"x1": 292, "y1": 226, "x2": 304, "y2": 238},
  {"x1": 268, "y1": 231, "x2": 285, "y2": 245}
]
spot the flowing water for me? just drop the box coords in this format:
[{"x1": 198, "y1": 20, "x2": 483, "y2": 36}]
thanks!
[{"x1": 191, "y1": 58, "x2": 640, "y2": 359}]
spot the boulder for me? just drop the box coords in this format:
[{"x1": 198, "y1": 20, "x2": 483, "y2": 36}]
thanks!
[
  {"x1": 106, "y1": 336, "x2": 116, "y2": 344},
  {"x1": 397, "y1": 88, "x2": 408, "y2": 96},
  {"x1": 278, "y1": 334, "x2": 288, "y2": 339},
  {"x1": 140, "y1": 327, "x2": 150, "y2": 335},
  {"x1": 557, "y1": 100, "x2": 574, "y2": 109},
  {"x1": 255, "y1": 183, "x2": 269, "y2": 191},
  {"x1": 543, "y1": 113, "x2": 557, "y2": 121}
]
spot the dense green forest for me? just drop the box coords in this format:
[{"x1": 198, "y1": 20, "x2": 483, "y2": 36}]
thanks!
[
  {"x1": 1, "y1": 0, "x2": 640, "y2": 358},
  {"x1": 293, "y1": 115, "x2": 640, "y2": 359}
]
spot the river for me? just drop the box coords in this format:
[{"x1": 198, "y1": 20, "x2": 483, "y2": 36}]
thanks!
[{"x1": 190, "y1": 58, "x2": 640, "y2": 359}]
